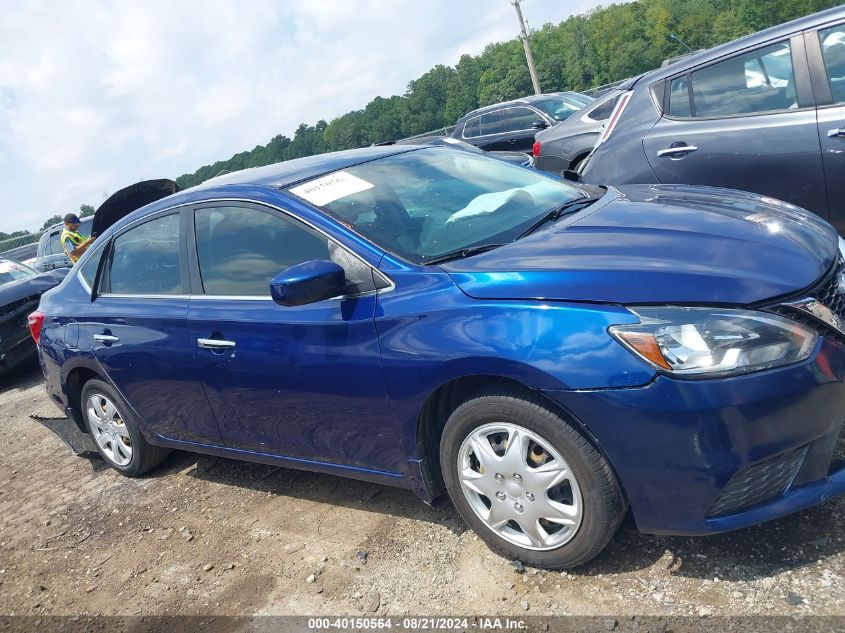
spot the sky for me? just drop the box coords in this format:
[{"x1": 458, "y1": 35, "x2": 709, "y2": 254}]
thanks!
[{"x1": 0, "y1": 0, "x2": 608, "y2": 234}]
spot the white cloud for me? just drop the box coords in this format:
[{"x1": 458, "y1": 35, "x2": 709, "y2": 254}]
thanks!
[{"x1": 0, "y1": 0, "x2": 607, "y2": 233}]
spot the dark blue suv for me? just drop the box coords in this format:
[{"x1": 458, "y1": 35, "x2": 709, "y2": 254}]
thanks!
[
  {"x1": 579, "y1": 6, "x2": 845, "y2": 233},
  {"x1": 32, "y1": 146, "x2": 845, "y2": 568}
]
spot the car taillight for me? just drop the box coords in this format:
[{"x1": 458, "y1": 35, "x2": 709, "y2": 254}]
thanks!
[
  {"x1": 28, "y1": 311, "x2": 45, "y2": 344},
  {"x1": 532, "y1": 141, "x2": 541, "y2": 157},
  {"x1": 595, "y1": 91, "x2": 632, "y2": 148}
]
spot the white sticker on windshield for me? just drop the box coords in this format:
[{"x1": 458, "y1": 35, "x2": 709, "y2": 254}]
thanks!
[{"x1": 290, "y1": 171, "x2": 375, "y2": 206}]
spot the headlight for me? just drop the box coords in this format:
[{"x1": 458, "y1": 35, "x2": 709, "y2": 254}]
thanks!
[{"x1": 609, "y1": 307, "x2": 818, "y2": 378}]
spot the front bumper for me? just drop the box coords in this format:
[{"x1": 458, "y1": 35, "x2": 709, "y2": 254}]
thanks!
[{"x1": 543, "y1": 337, "x2": 845, "y2": 535}]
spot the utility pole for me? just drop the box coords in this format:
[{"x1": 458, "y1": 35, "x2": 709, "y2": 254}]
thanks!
[{"x1": 511, "y1": 0, "x2": 541, "y2": 95}]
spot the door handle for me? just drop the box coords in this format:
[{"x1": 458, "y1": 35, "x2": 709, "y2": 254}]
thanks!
[
  {"x1": 657, "y1": 145, "x2": 698, "y2": 158},
  {"x1": 828, "y1": 128, "x2": 845, "y2": 138},
  {"x1": 197, "y1": 338, "x2": 236, "y2": 350},
  {"x1": 92, "y1": 334, "x2": 120, "y2": 344}
]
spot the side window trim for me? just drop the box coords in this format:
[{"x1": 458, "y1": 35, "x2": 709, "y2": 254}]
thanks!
[
  {"x1": 663, "y1": 36, "x2": 814, "y2": 120},
  {"x1": 461, "y1": 115, "x2": 482, "y2": 139},
  {"x1": 186, "y1": 200, "x2": 387, "y2": 299},
  {"x1": 805, "y1": 23, "x2": 842, "y2": 107}
]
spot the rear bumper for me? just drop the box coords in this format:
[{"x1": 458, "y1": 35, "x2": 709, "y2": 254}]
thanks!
[{"x1": 542, "y1": 337, "x2": 845, "y2": 535}]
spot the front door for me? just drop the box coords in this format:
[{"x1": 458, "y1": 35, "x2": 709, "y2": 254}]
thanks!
[
  {"x1": 813, "y1": 23, "x2": 845, "y2": 233},
  {"x1": 87, "y1": 210, "x2": 223, "y2": 445},
  {"x1": 643, "y1": 36, "x2": 828, "y2": 218},
  {"x1": 186, "y1": 203, "x2": 401, "y2": 473}
]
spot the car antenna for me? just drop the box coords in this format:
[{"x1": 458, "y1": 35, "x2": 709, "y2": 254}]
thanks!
[{"x1": 669, "y1": 33, "x2": 694, "y2": 53}]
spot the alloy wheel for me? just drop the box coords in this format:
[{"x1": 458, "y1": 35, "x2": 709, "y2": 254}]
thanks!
[{"x1": 86, "y1": 392, "x2": 133, "y2": 467}]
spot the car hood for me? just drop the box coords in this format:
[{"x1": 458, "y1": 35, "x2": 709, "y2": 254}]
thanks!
[
  {"x1": 442, "y1": 184, "x2": 838, "y2": 305},
  {"x1": 92, "y1": 179, "x2": 178, "y2": 237}
]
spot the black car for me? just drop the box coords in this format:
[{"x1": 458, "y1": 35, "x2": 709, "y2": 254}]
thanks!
[
  {"x1": 451, "y1": 92, "x2": 593, "y2": 153},
  {"x1": 32, "y1": 217, "x2": 93, "y2": 272},
  {"x1": 393, "y1": 135, "x2": 533, "y2": 167},
  {"x1": 0, "y1": 258, "x2": 66, "y2": 373}
]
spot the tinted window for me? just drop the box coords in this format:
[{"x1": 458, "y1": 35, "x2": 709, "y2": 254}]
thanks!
[
  {"x1": 462, "y1": 117, "x2": 481, "y2": 138},
  {"x1": 505, "y1": 107, "x2": 546, "y2": 132},
  {"x1": 479, "y1": 110, "x2": 505, "y2": 135},
  {"x1": 587, "y1": 94, "x2": 621, "y2": 121},
  {"x1": 194, "y1": 206, "x2": 334, "y2": 296},
  {"x1": 108, "y1": 213, "x2": 182, "y2": 295},
  {"x1": 668, "y1": 77, "x2": 692, "y2": 117},
  {"x1": 47, "y1": 231, "x2": 62, "y2": 257},
  {"x1": 688, "y1": 41, "x2": 797, "y2": 117},
  {"x1": 820, "y1": 25, "x2": 845, "y2": 104}
]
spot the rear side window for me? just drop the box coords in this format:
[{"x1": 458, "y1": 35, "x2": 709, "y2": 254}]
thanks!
[
  {"x1": 819, "y1": 25, "x2": 845, "y2": 104},
  {"x1": 587, "y1": 94, "x2": 621, "y2": 121},
  {"x1": 669, "y1": 41, "x2": 797, "y2": 118},
  {"x1": 79, "y1": 239, "x2": 108, "y2": 290},
  {"x1": 479, "y1": 110, "x2": 505, "y2": 135},
  {"x1": 107, "y1": 213, "x2": 182, "y2": 295},
  {"x1": 462, "y1": 117, "x2": 481, "y2": 138},
  {"x1": 505, "y1": 107, "x2": 546, "y2": 132}
]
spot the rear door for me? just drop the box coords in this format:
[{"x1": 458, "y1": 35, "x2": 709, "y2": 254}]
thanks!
[
  {"x1": 87, "y1": 209, "x2": 223, "y2": 445},
  {"x1": 474, "y1": 109, "x2": 508, "y2": 151},
  {"x1": 642, "y1": 35, "x2": 828, "y2": 218},
  {"x1": 808, "y1": 23, "x2": 845, "y2": 233}
]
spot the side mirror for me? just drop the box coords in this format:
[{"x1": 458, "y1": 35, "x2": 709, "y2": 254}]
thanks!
[
  {"x1": 531, "y1": 120, "x2": 549, "y2": 130},
  {"x1": 269, "y1": 259, "x2": 346, "y2": 307}
]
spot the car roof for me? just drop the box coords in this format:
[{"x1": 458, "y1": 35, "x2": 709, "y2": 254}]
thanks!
[
  {"x1": 634, "y1": 4, "x2": 845, "y2": 86},
  {"x1": 460, "y1": 93, "x2": 587, "y2": 119},
  {"x1": 191, "y1": 145, "x2": 419, "y2": 191}
]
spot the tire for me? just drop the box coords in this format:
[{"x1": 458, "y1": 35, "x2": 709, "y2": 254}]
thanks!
[
  {"x1": 81, "y1": 378, "x2": 169, "y2": 476},
  {"x1": 440, "y1": 387, "x2": 625, "y2": 569}
]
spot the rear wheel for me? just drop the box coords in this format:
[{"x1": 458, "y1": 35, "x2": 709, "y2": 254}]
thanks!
[
  {"x1": 440, "y1": 387, "x2": 625, "y2": 569},
  {"x1": 81, "y1": 379, "x2": 169, "y2": 476}
]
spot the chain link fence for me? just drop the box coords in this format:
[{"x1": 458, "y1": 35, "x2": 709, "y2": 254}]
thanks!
[{"x1": 0, "y1": 233, "x2": 40, "y2": 263}]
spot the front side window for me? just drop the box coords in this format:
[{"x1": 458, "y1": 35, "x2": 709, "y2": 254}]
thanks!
[
  {"x1": 107, "y1": 213, "x2": 182, "y2": 295},
  {"x1": 676, "y1": 41, "x2": 797, "y2": 118},
  {"x1": 290, "y1": 148, "x2": 586, "y2": 264},
  {"x1": 819, "y1": 25, "x2": 845, "y2": 104},
  {"x1": 505, "y1": 107, "x2": 546, "y2": 132},
  {"x1": 194, "y1": 205, "x2": 375, "y2": 296}
]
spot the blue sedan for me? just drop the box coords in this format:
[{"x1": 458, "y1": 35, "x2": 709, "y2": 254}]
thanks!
[{"x1": 31, "y1": 146, "x2": 845, "y2": 568}]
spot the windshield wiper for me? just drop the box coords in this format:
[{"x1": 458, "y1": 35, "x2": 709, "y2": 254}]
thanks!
[
  {"x1": 516, "y1": 195, "x2": 602, "y2": 239},
  {"x1": 423, "y1": 243, "x2": 507, "y2": 265}
]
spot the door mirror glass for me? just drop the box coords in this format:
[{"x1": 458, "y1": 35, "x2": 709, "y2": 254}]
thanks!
[{"x1": 270, "y1": 259, "x2": 346, "y2": 306}]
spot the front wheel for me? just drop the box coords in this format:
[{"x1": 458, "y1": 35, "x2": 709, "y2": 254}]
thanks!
[
  {"x1": 81, "y1": 379, "x2": 169, "y2": 476},
  {"x1": 440, "y1": 387, "x2": 625, "y2": 569}
]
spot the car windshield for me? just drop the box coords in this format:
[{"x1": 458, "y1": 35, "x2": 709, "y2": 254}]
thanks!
[
  {"x1": 0, "y1": 259, "x2": 36, "y2": 285},
  {"x1": 289, "y1": 148, "x2": 586, "y2": 264},
  {"x1": 532, "y1": 96, "x2": 588, "y2": 121}
]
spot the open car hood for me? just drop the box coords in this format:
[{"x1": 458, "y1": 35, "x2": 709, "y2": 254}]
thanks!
[{"x1": 92, "y1": 179, "x2": 178, "y2": 236}]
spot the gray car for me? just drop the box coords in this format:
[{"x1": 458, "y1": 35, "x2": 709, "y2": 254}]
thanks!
[
  {"x1": 32, "y1": 217, "x2": 93, "y2": 272},
  {"x1": 578, "y1": 5, "x2": 845, "y2": 233},
  {"x1": 533, "y1": 89, "x2": 624, "y2": 174}
]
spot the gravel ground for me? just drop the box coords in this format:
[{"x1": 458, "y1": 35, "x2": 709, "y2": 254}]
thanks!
[{"x1": 0, "y1": 362, "x2": 843, "y2": 623}]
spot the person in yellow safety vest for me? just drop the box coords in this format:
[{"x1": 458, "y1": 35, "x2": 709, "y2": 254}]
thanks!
[{"x1": 60, "y1": 213, "x2": 95, "y2": 264}]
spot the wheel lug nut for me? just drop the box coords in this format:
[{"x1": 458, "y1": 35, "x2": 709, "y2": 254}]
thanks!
[
  {"x1": 526, "y1": 492, "x2": 535, "y2": 502},
  {"x1": 514, "y1": 502, "x2": 524, "y2": 513},
  {"x1": 495, "y1": 473, "x2": 504, "y2": 482},
  {"x1": 496, "y1": 491, "x2": 506, "y2": 501},
  {"x1": 513, "y1": 473, "x2": 523, "y2": 482}
]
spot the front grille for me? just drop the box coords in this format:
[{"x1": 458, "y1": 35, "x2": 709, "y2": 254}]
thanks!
[
  {"x1": 708, "y1": 446, "x2": 808, "y2": 517},
  {"x1": 770, "y1": 256, "x2": 845, "y2": 345}
]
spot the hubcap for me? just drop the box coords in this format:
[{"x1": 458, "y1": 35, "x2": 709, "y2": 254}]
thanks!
[
  {"x1": 457, "y1": 422, "x2": 583, "y2": 551},
  {"x1": 86, "y1": 393, "x2": 132, "y2": 467}
]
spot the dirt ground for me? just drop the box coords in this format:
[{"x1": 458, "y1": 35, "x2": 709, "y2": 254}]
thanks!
[{"x1": 1, "y1": 361, "x2": 843, "y2": 622}]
